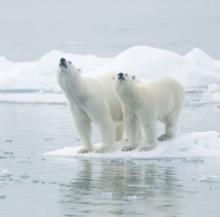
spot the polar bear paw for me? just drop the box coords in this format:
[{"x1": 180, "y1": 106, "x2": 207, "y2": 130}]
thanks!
[
  {"x1": 95, "y1": 146, "x2": 110, "y2": 153},
  {"x1": 158, "y1": 134, "x2": 173, "y2": 141},
  {"x1": 78, "y1": 147, "x2": 93, "y2": 154},
  {"x1": 139, "y1": 145, "x2": 155, "y2": 151},
  {"x1": 122, "y1": 145, "x2": 136, "y2": 152}
]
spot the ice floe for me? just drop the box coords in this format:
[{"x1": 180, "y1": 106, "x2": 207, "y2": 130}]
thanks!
[{"x1": 44, "y1": 131, "x2": 220, "y2": 159}]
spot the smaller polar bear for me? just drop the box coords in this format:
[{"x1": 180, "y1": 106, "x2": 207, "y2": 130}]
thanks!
[
  {"x1": 113, "y1": 72, "x2": 185, "y2": 151},
  {"x1": 57, "y1": 58, "x2": 123, "y2": 153}
]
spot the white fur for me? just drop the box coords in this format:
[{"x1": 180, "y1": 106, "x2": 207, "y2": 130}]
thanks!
[
  {"x1": 57, "y1": 60, "x2": 123, "y2": 153},
  {"x1": 113, "y1": 74, "x2": 185, "y2": 151}
]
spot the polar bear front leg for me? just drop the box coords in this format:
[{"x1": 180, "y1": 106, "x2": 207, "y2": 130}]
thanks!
[
  {"x1": 70, "y1": 104, "x2": 93, "y2": 153},
  {"x1": 96, "y1": 117, "x2": 115, "y2": 153},
  {"x1": 140, "y1": 120, "x2": 157, "y2": 151},
  {"x1": 122, "y1": 112, "x2": 138, "y2": 152}
]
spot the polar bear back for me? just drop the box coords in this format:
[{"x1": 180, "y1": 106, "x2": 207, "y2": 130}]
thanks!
[{"x1": 144, "y1": 77, "x2": 185, "y2": 121}]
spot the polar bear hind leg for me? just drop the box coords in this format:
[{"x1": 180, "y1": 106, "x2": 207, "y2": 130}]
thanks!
[
  {"x1": 158, "y1": 110, "x2": 180, "y2": 141},
  {"x1": 159, "y1": 85, "x2": 184, "y2": 141}
]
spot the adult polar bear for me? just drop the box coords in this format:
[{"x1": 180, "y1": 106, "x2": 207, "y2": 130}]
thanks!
[
  {"x1": 57, "y1": 58, "x2": 123, "y2": 153},
  {"x1": 113, "y1": 72, "x2": 185, "y2": 151}
]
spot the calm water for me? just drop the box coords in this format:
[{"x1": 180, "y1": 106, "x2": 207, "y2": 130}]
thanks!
[{"x1": 0, "y1": 100, "x2": 220, "y2": 217}]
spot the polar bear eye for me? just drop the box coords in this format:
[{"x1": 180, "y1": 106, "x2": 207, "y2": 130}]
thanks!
[
  {"x1": 68, "y1": 61, "x2": 72, "y2": 64},
  {"x1": 125, "y1": 73, "x2": 128, "y2": 76}
]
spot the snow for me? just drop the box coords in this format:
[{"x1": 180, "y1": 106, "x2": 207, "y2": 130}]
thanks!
[
  {"x1": 0, "y1": 50, "x2": 112, "y2": 92},
  {"x1": 0, "y1": 46, "x2": 220, "y2": 104},
  {"x1": 44, "y1": 131, "x2": 220, "y2": 159},
  {"x1": 113, "y1": 47, "x2": 220, "y2": 87},
  {"x1": 0, "y1": 46, "x2": 219, "y2": 89},
  {"x1": 202, "y1": 83, "x2": 220, "y2": 103}
]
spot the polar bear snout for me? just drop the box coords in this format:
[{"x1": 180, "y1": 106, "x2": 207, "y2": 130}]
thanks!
[
  {"x1": 59, "y1": 58, "x2": 67, "y2": 68},
  {"x1": 118, "y1": 72, "x2": 125, "y2": 80}
]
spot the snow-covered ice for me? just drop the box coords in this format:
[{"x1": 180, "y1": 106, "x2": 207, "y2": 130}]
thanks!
[
  {"x1": 44, "y1": 131, "x2": 220, "y2": 159},
  {"x1": 202, "y1": 83, "x2": 220, "y2": 103},
  {"x1": 0, "y1": 46, "x2": 218, "y2": 90},
  {"x1": 0, "y1": 46, "x2": 220, "y2": 104}
]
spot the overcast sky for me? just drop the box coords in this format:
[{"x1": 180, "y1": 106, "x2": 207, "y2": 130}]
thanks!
[{"x1": 0, "y1": 0, "x2": 220, "y2": 60}]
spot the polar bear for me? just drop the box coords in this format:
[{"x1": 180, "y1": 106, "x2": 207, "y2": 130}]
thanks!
[
  {"x1": 113, "y1": 72, "x2": 185, "y2": 151},
  {"x1": 57, "y1": 58, "x2": 123, "y2": 153}
]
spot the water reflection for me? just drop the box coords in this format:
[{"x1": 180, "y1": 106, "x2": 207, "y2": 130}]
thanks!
[{"x1": 60, "y1": 160, "x2": 182, "y2": 217}]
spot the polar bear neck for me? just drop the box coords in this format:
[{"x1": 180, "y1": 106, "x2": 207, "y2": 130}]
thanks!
[
  {"x1": 58, "y1": 70, "x2": 85, "y2": 101},
  {"x1": 117, "y1": 82, "x2": 139, "y2": 108}
]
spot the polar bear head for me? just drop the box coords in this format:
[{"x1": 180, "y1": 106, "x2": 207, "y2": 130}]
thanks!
[
  {"x1": 113, "y1": 72, "x2": 136, "y2": 99},
  {"x1": 57, "y1": 58, "x2": 82, "y2": 92},
  {"x1": 58, "y1": 58, "x2": 81, "y2": 77},
  {"x1": 113, "y1": 72, "x2": 136, "y2": 87}
]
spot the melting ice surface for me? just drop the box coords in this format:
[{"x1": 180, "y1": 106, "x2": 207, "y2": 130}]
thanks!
[{"x1": 1, "y1": 46, "x2": 220, "y2": 217}]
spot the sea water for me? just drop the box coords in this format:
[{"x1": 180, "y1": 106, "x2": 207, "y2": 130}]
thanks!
[{"x1": 0, "y1": 92, "x2": 220, "y2": 217}]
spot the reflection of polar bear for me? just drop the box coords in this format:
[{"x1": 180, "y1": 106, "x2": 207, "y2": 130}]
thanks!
[
  {"x1": 57, "y1": 58, "x2": 123, "y2": 153},
  {"x1": 113, "y1": 72, "x2": 185, "y2": 151}
]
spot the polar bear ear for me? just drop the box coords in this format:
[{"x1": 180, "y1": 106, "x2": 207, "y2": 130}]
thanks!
[
  {"x1": 132, "y1": 75, "x2": 136, "y2": 80},
  {"x1": 77, "y1": 68, "x2": 82, "y2": 74}
]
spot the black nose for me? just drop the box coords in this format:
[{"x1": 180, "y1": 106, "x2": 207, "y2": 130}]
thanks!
[
  {"x1": 59, "y1": 58, "x2": 67, "y2": 68},
  {"x1": 118, "y1": 72, "x2": 124, "y2": 80},
  {"x1": 60, "y1": 58, "x2": 66, "y2": 63}
]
